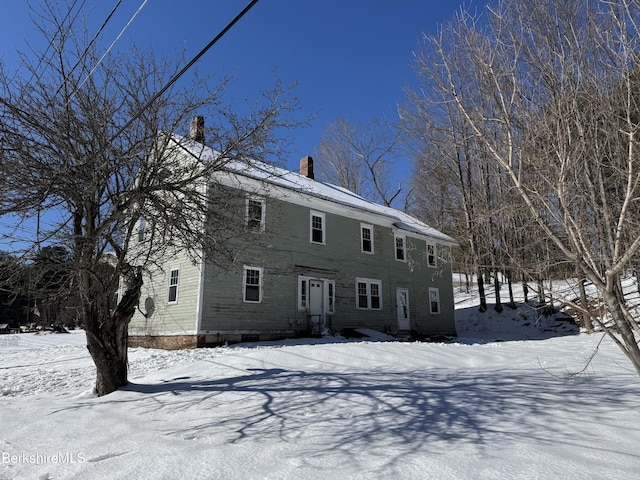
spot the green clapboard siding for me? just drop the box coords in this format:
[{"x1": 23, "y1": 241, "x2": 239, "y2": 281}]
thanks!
[
  {"x1": 198, "y1": 195, "x2": 456, "y2": 337},
  {"x1": 129, "y1": 247, "x2": 201, "y2": 336}
]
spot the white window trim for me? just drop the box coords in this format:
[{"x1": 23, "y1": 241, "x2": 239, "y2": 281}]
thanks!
[
  {"x1": 246, "y1": 195, "x2": 266, "y2": 233},
  {"x1": 429, "y1": 287, "x2": 441, "y2": 314},
  {"x1": 167, "y1": 267, "x2": 180, "y2": 304},
  {"x1": 243, "y1": 266, "x2": 263, "y2": 303},
  {"x1": 427, "y1": 242, "x2": 437, "y2": 268},
  {"x1": 310, "y1": 211, "x2": 326, "y2": 245},
  {"x1": 355, "y1": 277, "x2": 382, "y2": 310},
  {"x1": 395, "y1": 233, "x2": 407, "y2": 262},
  {"x1": 360, "y1": 223, "x2": 374, "y2": 255}
]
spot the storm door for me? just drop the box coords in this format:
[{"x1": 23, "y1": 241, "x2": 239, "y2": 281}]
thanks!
[
  {"x1": 308, "y1": 280, "x2": 324, "y2": 334},
  {"x1": 396, "y1": 288, "x2": 410, "y2": 331}
]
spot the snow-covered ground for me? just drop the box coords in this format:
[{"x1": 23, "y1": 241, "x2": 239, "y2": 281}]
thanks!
[{"x1": 1, "y1": 283, "x2": 639, "y2": 480}]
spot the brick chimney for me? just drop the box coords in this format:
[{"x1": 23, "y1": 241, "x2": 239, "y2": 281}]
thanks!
[
  {"x1": 300, "y1": 155, "x2": 314, "y2": 179},
  {"x1": 190, "y1": 116, "x2": 205, "y2": 143}
]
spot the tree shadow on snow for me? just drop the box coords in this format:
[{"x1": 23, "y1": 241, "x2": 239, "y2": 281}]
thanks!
[{"x1": 60, "y1": 362, "x2": 640, "y2": 476}]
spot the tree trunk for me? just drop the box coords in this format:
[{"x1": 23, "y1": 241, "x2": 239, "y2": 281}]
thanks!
[
  {"x1": 477, "y1": 268, "x2": 487, "y2": 312},
  {"x1": 578, "y1": 278, "x2": 594, "y2": 333},
  {"x1": 507, "y1": 270, "x2": 516, "y2": 309},
  {"x1": 604, "y1": 289, "x2": 640, "y2": 377},
  {"x1": 522, "y1": 273, "x2": 529, "y2": 303},
  {"x1": 493, "y1": 270, "x2": 503, "y2": 313},
  {"x1": 536, "y1": 278, "x2": 545, "y2": 304},
  {"x1": 85, "y1": 268, "x2": 142, "y2": 396}
]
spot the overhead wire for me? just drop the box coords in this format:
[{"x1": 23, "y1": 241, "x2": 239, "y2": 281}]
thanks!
[
  {"x1": 110, "y1": 0, "x2": 261, "y2": 143},
  {"x1": 20, "y1": 0, "x2": 86, "y2": 94},
  {"x1": 66, "y1": 0, "x2": 148, "y2": 107},
  {"x1": 52, "y1": 0, "x2": 124, "y2": 101}
]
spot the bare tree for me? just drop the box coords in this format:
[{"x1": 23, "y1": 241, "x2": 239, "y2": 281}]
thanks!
[
  {"x1": 0, "y1": 1, "x2": 303, "y2": 395},
  {"x1": 315, "y1": 117, "x2": 403, "y2": 207},
  {"x1": 411, "y1": 0, "x2": 640, "y2": 374}
]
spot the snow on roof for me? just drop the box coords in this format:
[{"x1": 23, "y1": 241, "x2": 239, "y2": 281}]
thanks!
[{"x1": 180, "y1": 137, "x2": 458, "y2": 245}]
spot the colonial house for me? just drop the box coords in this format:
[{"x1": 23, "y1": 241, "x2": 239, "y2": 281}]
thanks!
[{"x1": 128, "y1": 120, "x2": 458, "y2": 349}]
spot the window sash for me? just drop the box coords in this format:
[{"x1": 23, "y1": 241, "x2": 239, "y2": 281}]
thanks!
[
  {"x1": 357, "y1": 282, "x2": 368, "y2": 309},
  {"x1": 138, "y1": 217, "x2": 147, "y2": 243},
  {"x1": 429, "y1": 287, "x2": 440, "y2": 314},
  {"x1": 244, "y1": 267, "x2": 262, "y2": 303},
  {"x1": 427, "y1": 243, "x2": 437, "y2": 268},
  {"x1": 361, "y1": 224, "x2": 373, "y2": 254},
  {"x1": 356, "y1": 278, "x2": 382, "y2": 310},
  {"x1": 395, "y1": 235, "x2": 406, "y2": 261},
  {"x1": 168, "y1": 268, "x2": 179, "y2": 303},
  {"x1": 246, "y1": 197, "x2": 265, "y2": 233},
  {"x1": 310, "y1": 212, "x2": 325, "y2": 244},
  {"x1": 370, "y1": 283, "x2": 380, "y2": 309}
]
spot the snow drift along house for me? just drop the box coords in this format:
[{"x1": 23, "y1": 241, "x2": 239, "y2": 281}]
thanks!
[{"x1": 128, "y1": 118, "x2": 458, "y2": 349}]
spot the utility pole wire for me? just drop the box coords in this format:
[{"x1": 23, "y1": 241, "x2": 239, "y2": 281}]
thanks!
[
  {"x1": 53, "y1": 0, "x2": 124, "y2": 101},
  {"x1": 67, "y1": 0, "x2": 148, "y2": 107},
  {"x1": 109, "y1": 0, "x2": 261, "y2": 143},
  {"x1": 23, "y1": 0, "x2": 85, "y2": 95}
]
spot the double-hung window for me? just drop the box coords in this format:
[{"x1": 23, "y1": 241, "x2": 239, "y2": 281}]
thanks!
[
  {"x1": 395, "y1": 234, "x2": 406, "y2": 262},
  {"x1": 168, "y1": 268, "x2": 179, "y2": 304},
  {"x1": 429, "y1": 287, "x2": 440, "y2": 314},
  {"x1": 361, "y1": 224, "x2": 373, "y2": 254},
  {"x1": 246, "y1": 196, "x2": 266, "y2": 233},
  {"x1": 243, "y1": 266, "x2": 263, "y2": 303},
  {"x1": 356, "y1": 278, "x2": 382, "y2": 310},
  {"x1": 427, "y1": 243, "x2": 437, "y2": 268},
  {"x1": 310, "y1": 211, "x2": 325, "y2": 244},
  {"x1": 138, "y1": 217, "x2": 147, "y2": 243}
]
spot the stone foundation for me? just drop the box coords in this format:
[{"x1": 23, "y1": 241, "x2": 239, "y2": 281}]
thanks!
[
  {"x1": 129, "y1": 335, "x2": 199, "y2": 350},
  {"x1": 129, "y1": 331, "x2": 297, "y2": 350}
]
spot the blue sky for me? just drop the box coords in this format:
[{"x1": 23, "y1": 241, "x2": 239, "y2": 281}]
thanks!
[{"x1": 0, "y1": 0, "x2": 482, "y2": 174}]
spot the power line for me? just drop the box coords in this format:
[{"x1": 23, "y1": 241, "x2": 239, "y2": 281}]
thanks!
[
  {"x1": 110, "y1": 0, "x2": 261, "y2": 143},
  {"x1": 52, "y1": 0, "x2": 124, "y2": 101},
  {"x1": 67, "y1": 0, "x2": 148, "y2": 107},
  {"x1": 22, "y1": 0, "x2": 86, "y2": 94}
]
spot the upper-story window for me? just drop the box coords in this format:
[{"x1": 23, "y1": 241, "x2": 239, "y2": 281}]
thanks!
[
  {"x1": 361, "y1": 224, "x2": 373, "y2": 254},
  {"x1": 427, "y1": 243, "x2": 437, "y2": 268},
  {"x1": 310, "y1": 211, "x2": 325, "y2": 244},
  {"x1": 246, "y1": 196, "x2": 266, "y2": 233},
  {"x1": 395, "y1": 234, "x2": 406, "y2": 262}
]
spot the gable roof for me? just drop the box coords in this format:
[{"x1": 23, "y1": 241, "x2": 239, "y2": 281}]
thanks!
[{"x1": 180, "y1": 137, "x2": 458, "y2": 246}]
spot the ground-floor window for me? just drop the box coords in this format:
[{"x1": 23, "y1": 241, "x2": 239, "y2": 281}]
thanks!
[
  {"x1": 168, "y1": 267, "x2": 179, "y2": 304},
  {"x1": 429, "y1": 287, "x2": 440, "y2": 314},
  {"x1": 356, "y1": 278, "x2": 382, "y2": 310},
  {"x1": 243, "y1": 266, "x2": 263, "y2": 303}
]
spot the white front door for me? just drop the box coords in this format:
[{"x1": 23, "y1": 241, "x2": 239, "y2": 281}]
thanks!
[
  {"x1": 309, "y1": 280, "x2": 324, "y2": 334},
  {"x1": 396, "y1": 288, "x2": 410, "y2": 331}
]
